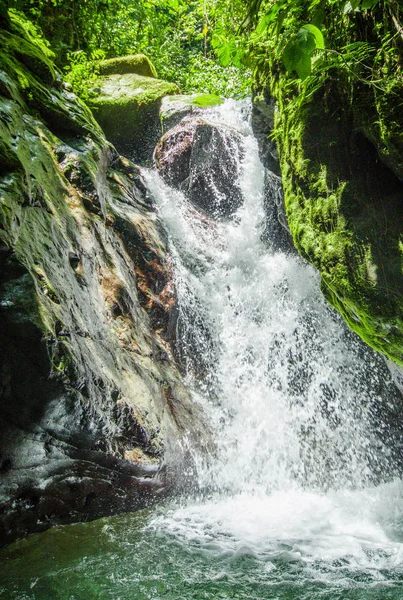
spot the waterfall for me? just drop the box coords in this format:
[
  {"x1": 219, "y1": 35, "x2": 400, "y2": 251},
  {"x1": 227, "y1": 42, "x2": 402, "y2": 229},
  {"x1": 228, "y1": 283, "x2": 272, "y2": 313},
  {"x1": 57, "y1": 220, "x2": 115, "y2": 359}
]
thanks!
[
  {"x1": 143, "y1": 99, "x2": 403, "y2": 568},
  {"x1": 2, "y1": 99, "x2": 403, "y2": 599}
]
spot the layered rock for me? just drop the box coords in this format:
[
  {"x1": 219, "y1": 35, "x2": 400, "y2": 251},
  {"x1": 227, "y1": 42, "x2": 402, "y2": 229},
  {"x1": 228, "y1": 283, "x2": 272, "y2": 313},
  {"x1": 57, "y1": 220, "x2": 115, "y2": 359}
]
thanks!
[{"x1": 0, "y1": 11, "x2": 203, "y2": 546}]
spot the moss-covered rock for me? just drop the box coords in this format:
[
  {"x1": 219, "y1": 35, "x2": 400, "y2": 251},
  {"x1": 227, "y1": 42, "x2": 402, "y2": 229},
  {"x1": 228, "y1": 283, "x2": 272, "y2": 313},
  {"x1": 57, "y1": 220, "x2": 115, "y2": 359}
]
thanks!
[
  {"x1": 254, "y1": 3, "x2": 403, "y2": 367},
  {"x1": 98, "y1": 54, "x2": 157, "y2": 78},
  {"x1": 0, "y1": 11, "x2": 204, "y2": 546},
  {"x1": 89, "y1": 72, "x2": 179, "y2": 162}
]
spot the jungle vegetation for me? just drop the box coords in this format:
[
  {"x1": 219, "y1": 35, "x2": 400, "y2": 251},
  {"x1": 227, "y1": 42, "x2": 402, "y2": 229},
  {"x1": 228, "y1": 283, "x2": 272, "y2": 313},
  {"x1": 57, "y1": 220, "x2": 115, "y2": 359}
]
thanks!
[{"x1": 4, "y1": 0, "x2": 402, "y2": 105}]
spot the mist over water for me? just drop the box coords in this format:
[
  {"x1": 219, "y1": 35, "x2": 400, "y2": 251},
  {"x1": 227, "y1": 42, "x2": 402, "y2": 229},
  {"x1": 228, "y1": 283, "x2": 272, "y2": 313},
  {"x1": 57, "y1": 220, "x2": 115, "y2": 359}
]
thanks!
[
  {"x1": 143, "y1": 99, "x2": 403, "y2": 582},
  {"x1": 2, "y1": 100, "x2": 403, "y2": 599}
]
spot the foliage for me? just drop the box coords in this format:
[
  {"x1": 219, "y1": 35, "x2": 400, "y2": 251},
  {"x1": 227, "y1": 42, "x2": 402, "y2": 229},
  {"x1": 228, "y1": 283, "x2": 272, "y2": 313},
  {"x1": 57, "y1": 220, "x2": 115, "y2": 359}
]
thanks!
[
  {"x1": 281, "y1": 23, "x2": 324, "y2": 79},
  {"x1": 177, "y1": 54, "x2": 251, "y2": 98},
  {"x1": 8, "y1": 0, "x2": 251, "y2": 98},
  {"x1": 64, "y1": 50, "x2": 104, "y2": 102}
]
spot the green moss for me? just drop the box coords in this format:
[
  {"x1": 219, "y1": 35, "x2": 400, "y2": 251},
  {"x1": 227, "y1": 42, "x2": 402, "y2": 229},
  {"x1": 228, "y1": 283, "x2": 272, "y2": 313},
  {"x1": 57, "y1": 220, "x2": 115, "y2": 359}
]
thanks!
[
  {"x1": 263, "y1": 66, "x2": 403, "y2": 366},
  {"x1": 249, "y1": 0, "x2": 403, "y2": 367},
  {"x1": 91, "y1": 73, "x2": 178, "y2": 107},
  {"x1": 88, "y1": 73, "x2": 178, "y2": 157},
  {"x1": 4, "y1": 10, "x2": 56, "y2": 84},
  {"x1": 98, "y1": 54, "x2": 157, "y2": 78},
  {"x1": 190, "y1": 93, "x2": 223, "y2": 107}
]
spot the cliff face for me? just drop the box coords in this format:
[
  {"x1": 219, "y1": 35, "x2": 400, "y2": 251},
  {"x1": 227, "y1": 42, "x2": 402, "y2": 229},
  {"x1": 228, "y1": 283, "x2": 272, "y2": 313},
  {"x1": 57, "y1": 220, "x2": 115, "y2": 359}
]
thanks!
[
  {"x1": 253, "y1": 2, "x2": 403, "y2": 367},
  {"x1": 0, "y1": 11, "x2": 202, "y2": 546}
]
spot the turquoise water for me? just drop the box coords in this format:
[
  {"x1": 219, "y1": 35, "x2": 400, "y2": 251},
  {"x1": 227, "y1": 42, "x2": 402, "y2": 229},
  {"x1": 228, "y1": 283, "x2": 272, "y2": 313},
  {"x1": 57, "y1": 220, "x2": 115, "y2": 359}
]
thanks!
[{"x1": 2, "y1": 491, "x2": 403, "y2": 600}]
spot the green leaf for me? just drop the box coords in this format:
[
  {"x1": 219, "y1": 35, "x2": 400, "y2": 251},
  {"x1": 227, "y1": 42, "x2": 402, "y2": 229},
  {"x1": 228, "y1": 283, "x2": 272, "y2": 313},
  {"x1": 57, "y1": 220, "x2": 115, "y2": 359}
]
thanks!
[
  {"x1": 283, "y1": 40, "x2": 302, "y2": 73},
  {"x1": 301, "y1": 31, "x2": 317, "y2": 54},
  {"x1": 361, "y1": 0, "x2": 379, "y2": 8},
  {"x1": 217, "y1": 42, "x2": 232, "y2": 67},
  {"x1": 255, "y1": 7, "x2": 279, "y2": 34},
  {"x1": 301, "y1": 23, "x2": 325, "y2": 50},
  {"x1": 295, "y1": 53, "x2": 312, "y2": 80},
  {"x1": 311, "y1": 7, "x2": 325, "y2": 28},
  {"x1": 276, "y1": 10, "x2": 286, "y2": 36}
]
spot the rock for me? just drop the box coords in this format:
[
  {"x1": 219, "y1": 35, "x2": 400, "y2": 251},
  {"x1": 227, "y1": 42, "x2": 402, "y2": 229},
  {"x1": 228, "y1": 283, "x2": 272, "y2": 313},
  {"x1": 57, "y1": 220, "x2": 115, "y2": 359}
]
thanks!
[
  {"x1": 251, "y1": 96, "x2": 280, "y2": 176},
  {"x1": 160, "y1": 93, "x2": 223, "y2": 132},
  {"x1": 253, "y1": 5, "x2": 403, "y2": 368},
  {"x1": 98, "y1": 54, "x2": 157, "y2": 78},
  {"x1": 154, "y1": 116, "x2": 244, "y2": 218},
  {"x1": 386, "y1": 360, "x2": 403, "y2": 396},
  {"x1": 89, "y1": 72, "x2": 178, "y2": 163},
  {"x1": 0, "y1": 12, "x2": 205, "y2": 546}
]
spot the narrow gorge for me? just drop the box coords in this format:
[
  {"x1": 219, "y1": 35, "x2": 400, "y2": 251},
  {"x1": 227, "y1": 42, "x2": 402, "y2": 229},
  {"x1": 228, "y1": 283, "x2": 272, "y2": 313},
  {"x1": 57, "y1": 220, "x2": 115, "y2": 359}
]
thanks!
[{"x1": 1, "y1": 1, "x2": 403, "y2": 598}]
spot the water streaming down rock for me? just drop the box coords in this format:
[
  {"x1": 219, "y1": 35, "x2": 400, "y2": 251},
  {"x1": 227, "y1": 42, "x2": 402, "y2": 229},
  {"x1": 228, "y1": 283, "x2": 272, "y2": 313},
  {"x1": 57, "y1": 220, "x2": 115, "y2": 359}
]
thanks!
[
  {"x1": 2, "y1": 99, "x2": 403, "y2": 599},
  {"x1": 143, "y1": 99, "x2": 403, "y2": 571}
]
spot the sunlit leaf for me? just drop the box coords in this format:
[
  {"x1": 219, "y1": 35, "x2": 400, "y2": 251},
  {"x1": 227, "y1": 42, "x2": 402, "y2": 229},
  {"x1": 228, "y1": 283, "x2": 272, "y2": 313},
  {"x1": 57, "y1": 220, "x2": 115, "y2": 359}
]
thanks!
[
  {"x1": 295, "y1": 53, "x2": 312, "y2": 80},
  {"x1": 301, "y1": 23, "x2": 324, "y2": 50}
]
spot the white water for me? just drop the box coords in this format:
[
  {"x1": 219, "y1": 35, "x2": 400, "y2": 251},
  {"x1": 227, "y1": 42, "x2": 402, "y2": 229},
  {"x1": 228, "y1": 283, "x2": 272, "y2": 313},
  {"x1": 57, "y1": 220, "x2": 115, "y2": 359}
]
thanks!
[{"x1": 143, "y1": 100, "x2": 403, "y2": 582}]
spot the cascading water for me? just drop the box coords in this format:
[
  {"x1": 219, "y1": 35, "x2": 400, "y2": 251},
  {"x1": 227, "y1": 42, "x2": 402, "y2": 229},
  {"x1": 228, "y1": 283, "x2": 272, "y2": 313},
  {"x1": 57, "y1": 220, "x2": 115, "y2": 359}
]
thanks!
[
  {"x1": 144, "y1": 99, "x2": 403, "y2": 587},
  {"x1": 2, "y1": 99, "x2": 403, "y2": 599}
]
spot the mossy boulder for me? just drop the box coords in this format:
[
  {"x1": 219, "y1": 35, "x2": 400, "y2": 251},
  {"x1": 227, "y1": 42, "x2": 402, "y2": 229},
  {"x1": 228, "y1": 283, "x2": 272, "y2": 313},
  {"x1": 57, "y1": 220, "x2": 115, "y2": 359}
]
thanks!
[
  {"x1": 98, "y1": 54, "x2": 157, "y2": 78},
  {"x1": 89, "y1": 70, "x2": 179, "y2": 162}
]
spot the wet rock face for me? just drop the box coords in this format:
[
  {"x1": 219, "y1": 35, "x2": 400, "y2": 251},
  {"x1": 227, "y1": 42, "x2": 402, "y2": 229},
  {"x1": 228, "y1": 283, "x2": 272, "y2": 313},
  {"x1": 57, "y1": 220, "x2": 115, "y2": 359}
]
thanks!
[
  {"x1": 0, "y1": 12, "x2": 203, "y2": 546},
  {"x1": 154, "y1": 117, "x2": 244, "y2": 218}
]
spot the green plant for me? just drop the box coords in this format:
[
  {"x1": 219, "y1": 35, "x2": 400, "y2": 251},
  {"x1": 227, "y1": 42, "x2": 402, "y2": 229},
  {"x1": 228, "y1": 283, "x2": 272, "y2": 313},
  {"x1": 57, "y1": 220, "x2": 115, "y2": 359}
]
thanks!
[
  {"x1": 281, "y1": 23, "x2": 325, "y2": 79},
  {"x1": 64, "y1": 49, "x2": 105, "y2": 101}
]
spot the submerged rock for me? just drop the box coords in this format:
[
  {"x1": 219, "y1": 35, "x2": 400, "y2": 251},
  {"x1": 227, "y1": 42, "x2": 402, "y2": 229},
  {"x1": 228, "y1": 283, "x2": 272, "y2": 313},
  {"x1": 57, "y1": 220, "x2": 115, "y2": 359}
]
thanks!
[
  {"x1": 0, "y1": 12, "x2": 204, "y2": 546},
  {"x1": 154, "y1": 115, "x2": 244, "y2": 218},
  {"x1": 89, "y1": 61, "x2": 178, "y2": 163}
]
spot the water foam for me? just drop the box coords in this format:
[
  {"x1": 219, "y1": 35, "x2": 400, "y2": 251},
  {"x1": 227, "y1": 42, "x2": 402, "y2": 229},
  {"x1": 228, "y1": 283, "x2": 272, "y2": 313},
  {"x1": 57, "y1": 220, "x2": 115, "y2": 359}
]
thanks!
[{"x1": 143, "y1": 99, "x2": 403, "y2": 581}]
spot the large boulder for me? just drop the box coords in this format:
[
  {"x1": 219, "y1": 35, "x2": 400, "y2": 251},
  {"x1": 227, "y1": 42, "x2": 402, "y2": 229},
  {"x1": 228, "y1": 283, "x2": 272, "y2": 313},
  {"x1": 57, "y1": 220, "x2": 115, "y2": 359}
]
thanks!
[
  {"x1": 88, "y1": 60, "x2": 178, "y2": 163},
  {"x1": 154, "y1": 116, "x2": 244, "y2": 218}
]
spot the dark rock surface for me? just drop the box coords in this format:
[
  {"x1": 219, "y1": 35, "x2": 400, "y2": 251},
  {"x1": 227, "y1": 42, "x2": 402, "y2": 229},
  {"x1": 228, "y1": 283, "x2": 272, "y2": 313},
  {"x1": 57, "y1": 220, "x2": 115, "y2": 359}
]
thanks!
[
  {"x1": 154, "y1": 117, "x2": 244, "y2": 218},
  {"x1": 249, "y1": 96, "x2": 293, "y2": 253}
]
